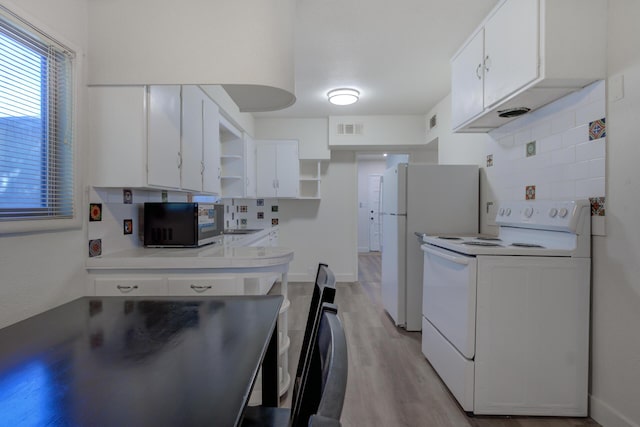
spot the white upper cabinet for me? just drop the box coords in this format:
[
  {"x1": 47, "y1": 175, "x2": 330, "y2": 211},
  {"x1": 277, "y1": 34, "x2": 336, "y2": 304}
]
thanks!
[
  {"x1": 451, "y1": 0, "x2": 606, "y2": 132},
  {"x1": 482, "y1": 0, "x2": 539, "y2": 108},
  {"x1": 256, "y1": 140, "x2": 299, "y2": 198},
  {"x1": 90, "y1": 85, "x2": 222, "y2": 195},
  {"x1": 90, "y1": 85, "x2": 181, "y2": 189},
  {"x1": 202, "y1": 95, "x2": 222, "y2": 195},
  {"x1": 451, "y1": 29, "x2": 485, "y2": 130},
  {"x1": 182, "y1": 85, "x2": 222, "y2": 194},
  {"x1": 244, "y1": 134, "x2": 257, "y2": 199},
  {"x1": 147, "y1": 86, "x2": 182, "y2": 188}
]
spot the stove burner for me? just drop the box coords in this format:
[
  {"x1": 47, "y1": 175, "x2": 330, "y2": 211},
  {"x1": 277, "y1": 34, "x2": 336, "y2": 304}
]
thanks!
[
  {"x1": 476, "y1": 236, "x2": 502, "y2": 241},
  {"x1": 510, "y1": 243, "x2": 545, "y2": 248},
  {"x1": 463, "y1": 241, "x2": 503, "y2": 247},
  {"x1": 437, "y1": 236, "x2": 463, "y2": 240}
]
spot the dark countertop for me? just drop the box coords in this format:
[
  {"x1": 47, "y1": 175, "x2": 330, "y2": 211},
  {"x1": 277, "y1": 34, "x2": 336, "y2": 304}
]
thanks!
[{"x1": 0, "y1": 295, "x2": 283, "y2": 427}]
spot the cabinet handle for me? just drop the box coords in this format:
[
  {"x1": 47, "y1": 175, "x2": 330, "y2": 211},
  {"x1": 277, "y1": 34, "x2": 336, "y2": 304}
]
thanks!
[
  {"x1": 484, "y1": 55, "x2": 491, "y2": 73},
  {"x1": 218, "y1": 167, "x2": 221, "y2": 180},
  {"x1": 475, "y1": 63, "x2": 482, "y2": 80},
  {"x1": 117, "y1": 285, "x2": 139, "y2": 293},
  {"x1": 273, "y1": 179, "x2": 277, "y2": 189},
  {"x1": 201, "y1": 161, "x2": 205, "y2": 174},
  {"x1": 190, "y1": 284, "x2": 212, "y2": 293},
  {"x1": 276, "y1": 180, "x2": 280, "y2": 189},
  {"x1": 177, "y1": 152, "x2": 182, "y2": 169}
]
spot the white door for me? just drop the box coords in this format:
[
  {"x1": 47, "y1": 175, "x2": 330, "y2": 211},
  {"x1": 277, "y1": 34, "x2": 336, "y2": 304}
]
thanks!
[
  {"x1": 256, "y1": 144, "x2": 277, "y2": 197},
  {"x1": 181, "y1": 85, "x2": 204, "y2": 192},
  {"x1": 483, "y1": 0, "x2": 539, "y2": 108},
  {"x1": 275, "y1": 142, "x2": 299, "y2": 198},
  {"x1": 368, "y1": 174, "x2": 382, "y2": 251},
  {"x1": 244, "y1": 134, "x2": 257, "y2": 198},
  {"x1": 147, "y1": 85, "x2": 181, "y2": 188},
  {"x1": 451, "y1": 28, "x2": 485, "y2": 129},
  {"x1": 202, "y1": 95, "x2": 221, "y2": 194}
]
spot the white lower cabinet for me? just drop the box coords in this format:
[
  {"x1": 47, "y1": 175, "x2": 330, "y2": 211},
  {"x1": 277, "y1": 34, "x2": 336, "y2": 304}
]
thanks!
[
  {"x1": 166, "y1": 275, "x2": 240, "y2": 296},
  {"x1": 94, "y1": 277, "x2": 167, "y2": 296}
]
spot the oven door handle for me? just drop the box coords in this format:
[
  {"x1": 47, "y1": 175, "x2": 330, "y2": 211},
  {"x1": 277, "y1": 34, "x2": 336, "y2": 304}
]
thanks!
[{"x1": 421, "y1": 244, "x2": 472, "y2": 265}]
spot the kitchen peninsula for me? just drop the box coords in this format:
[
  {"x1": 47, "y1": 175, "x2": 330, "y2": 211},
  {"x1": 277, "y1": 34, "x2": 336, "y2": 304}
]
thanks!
[{"x1": 86, "y1": 227, "x2": 294, "y2": 396}]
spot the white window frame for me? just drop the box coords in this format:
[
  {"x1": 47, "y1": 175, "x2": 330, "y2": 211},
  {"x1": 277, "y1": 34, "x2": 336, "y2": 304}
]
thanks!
[{"x1": 0, "y1": 3, "x2": 81, "y2": 234}]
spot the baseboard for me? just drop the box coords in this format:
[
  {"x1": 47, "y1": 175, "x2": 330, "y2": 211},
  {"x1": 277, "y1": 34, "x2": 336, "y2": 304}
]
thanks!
[
  {"x1": 286, "y1": 273, "x2": 357, "y2": 283},
  {"x1": 590, "y1": 394, "x2": 640, "y2": 427}
]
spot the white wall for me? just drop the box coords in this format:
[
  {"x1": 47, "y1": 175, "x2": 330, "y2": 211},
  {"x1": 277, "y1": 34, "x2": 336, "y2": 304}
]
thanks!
[
  {"x1": 254, "y1": 118, "x2": 330, "y2": 159},
  {"x1": 357, "y1": 159, "x2": 386, "y2": 252},
  {"x1": 589, "y1": 2, "x2": 640, "y2": 426},
  {"x1": 328, "y1": 115, "x2": 426, "y2": 149},
  {"x1": 278, "y1": 151, "x2": 358, "y2": 283},
  {"x1": 0, "y1": 0, "x2": 89, "y2": 329},
  {"x1": 426, "y1": 94, "x2": 490, "y2": 165},
  {"x1": 87, "y1": 0, "x2": 295, "y2": 112}
]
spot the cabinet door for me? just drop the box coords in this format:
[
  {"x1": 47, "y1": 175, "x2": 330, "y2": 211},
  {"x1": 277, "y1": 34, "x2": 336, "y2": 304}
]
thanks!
[
  {"x1": 451, "y1": 29, "x2": 485, "y2": 129},
  {"x1": 244, "y1": 134, "x2": 257, "y2": 198},
  {"x1": 148, "y1": 85, "x2": 181, "y2": 188},
  {"x1": 181, "y1": 85, "x2": 205, "y2": 192},
  {"x1": 202, "y1": 95, "x2": 221, "y2": 194},
  {"x1": 256, "y1": 144, "x2": 278, "y2": 197},
  {"x1": 275, "y1": 142, "x2": 299, "y2": 198},
  {"x1": 483, "y1": 0, "x2": 539, "y2": 108}
]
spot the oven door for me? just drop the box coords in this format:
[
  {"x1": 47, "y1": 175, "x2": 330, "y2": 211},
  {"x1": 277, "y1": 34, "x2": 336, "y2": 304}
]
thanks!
[{"x1": 421, "y1": 244, "x2": 477, "y2": 359}]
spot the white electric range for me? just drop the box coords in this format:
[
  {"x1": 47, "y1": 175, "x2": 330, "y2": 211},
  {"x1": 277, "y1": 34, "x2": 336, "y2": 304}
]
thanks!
[{"x1": 420, "y1": 200, "x2": 591, "y2": 416}]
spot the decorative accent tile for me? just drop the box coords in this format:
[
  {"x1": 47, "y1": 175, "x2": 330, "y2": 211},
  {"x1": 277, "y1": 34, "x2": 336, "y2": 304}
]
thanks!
[
  {"x1": 123, "y1": 219, "x2": 133, "y2": 235},
  {"x1": 89, "y1": 203, "x2": 102, "y2": 222},
  {"x1": 123, "y1": 189, "x2": 133, "y2": 204},
  {"x1": 271, "y1": 205, "x2": 279, "y2": 213},
  {"x1": 161, "y1": 191, "x2": 168, "y2": 202},
  {"x1": 240, "y1": 218, "x2": 248, "y2": 226},
  {"x1": 589, "y1": 118, "x2": 606, "y2": 140},
  {"x1": 90, "y1": 331, "x2": 104, "y2": 349},
  {"x1": 525, "y1": 185, "x2": 536, "y2": 200},
  {"x1": 239, "y1": 205, "x2": 248, "y2": 213},
  {"x1": 526, "y1": 141, "x2": 536, "y2": 157},
  {"x1": 186, "y1": 192, "x2": 193, "y2": 203},
  {"x1": 271, "y1": 218, "x2": 279, "y2": 226},
  {"x1": 486, "y1": 154, "x2": 493, "y2": 167},
  {"x1": 257, "y1": 199, "x2": 265, "y2": 207},
  {"x1": 89, "y1": 239, "x2": 102, "y2": 257},
  {"x1": 257, "y1": 212, "x2": 264, "y2": 219},
  {"x1": 590, "y1": 196, "x2": 606, "y2": 216}
]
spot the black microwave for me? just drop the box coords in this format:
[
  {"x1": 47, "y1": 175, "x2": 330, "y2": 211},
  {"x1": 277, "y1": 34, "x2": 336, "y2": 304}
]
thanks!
[{"x1": 143, "y1": 203, "x2": 224, "y2": 247}]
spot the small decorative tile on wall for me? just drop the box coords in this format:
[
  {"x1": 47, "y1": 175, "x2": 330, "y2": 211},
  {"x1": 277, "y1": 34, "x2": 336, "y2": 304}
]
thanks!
[
  {"x1": 485, "y1": 80, "x2": 607, "y2": 235},
  {"x1": 88, "y1": 187, "x2": 191, "y2": 256},
  {"x1": 590, "y1": 196, "x2": 605, "y2": 216},
  {"x1": 525, "y1": 185, "x2": 536, "y2": 200},
  {"x1": 223, "y1": 198, "x2": 280, "y2": 229}
]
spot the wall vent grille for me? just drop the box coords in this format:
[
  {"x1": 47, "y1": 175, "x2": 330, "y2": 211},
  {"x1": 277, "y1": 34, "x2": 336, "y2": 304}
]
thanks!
[
  {"x1": 429, "y1": 114, "x2": 438, "y2": 130},
  {"x1": 337, "y1": 123, "x2": 363, "y2": 135}
]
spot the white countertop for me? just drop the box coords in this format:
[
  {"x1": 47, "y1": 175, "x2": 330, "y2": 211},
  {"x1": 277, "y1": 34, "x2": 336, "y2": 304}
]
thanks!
[{"x1": 86, "y1": 228, "x2": 293, "y2": 270}]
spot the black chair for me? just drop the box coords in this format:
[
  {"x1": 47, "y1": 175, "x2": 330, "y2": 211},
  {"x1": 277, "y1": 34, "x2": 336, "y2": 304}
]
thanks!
[
  {"x1": 242, "y1": 303, "x2": 348, "y2": 427},
  {"x1": 242, "y1": 264, "x2": 336, "y2": 426}
]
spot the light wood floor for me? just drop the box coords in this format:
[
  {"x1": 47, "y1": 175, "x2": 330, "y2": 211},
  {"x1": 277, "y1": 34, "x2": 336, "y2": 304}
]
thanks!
[{"x1": 279, "y1": 253, "x2": 599, "y2": 427}]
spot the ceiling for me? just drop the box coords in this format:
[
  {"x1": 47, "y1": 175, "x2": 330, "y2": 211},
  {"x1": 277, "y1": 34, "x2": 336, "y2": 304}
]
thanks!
[{"x1": 255, "y1": 0, "x2": 499, "y2": 119}]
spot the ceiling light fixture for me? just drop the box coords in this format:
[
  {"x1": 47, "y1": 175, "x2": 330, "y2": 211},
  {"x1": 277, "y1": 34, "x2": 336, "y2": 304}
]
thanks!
[{"x1": 327, "y1": 88, "x2": 359, "y2": 106}]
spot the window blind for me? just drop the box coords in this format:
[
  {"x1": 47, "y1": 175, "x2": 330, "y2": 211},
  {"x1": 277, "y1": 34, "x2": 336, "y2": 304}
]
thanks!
[{"x1": 0, "y1": 6, "x2": 75, "y2": 221}]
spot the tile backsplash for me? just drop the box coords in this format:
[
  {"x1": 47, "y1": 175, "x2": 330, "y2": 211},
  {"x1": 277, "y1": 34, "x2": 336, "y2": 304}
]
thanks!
[
  {"x1": 223, "y1": 198, "x2": 280, "y2": 230},
  {"x1": 485, "y1": 80, "x2": 606, "y2": 235}
]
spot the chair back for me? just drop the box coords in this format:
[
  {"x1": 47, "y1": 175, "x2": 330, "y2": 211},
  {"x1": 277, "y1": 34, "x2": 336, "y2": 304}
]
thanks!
[
  {"x1": 293, "y1": 264, "x2": 336, "y2": 399},
  {"x1": 290, "y1": 303, "x2": 348, "y2": 427}
]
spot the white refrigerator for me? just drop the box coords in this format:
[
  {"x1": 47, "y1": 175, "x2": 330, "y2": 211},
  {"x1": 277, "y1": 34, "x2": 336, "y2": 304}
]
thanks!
[{"x1": 381, "y1": 163, "x2": 479, "y2": 331}]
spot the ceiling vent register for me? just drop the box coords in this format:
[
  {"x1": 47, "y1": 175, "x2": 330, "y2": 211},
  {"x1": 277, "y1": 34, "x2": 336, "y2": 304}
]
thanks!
[{"x1": 336, "y1": 123, "x2": 363, "y2": 135}]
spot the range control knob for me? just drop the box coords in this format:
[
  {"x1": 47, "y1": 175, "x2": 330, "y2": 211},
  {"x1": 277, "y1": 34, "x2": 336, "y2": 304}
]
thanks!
[
  {"x1": 549, "y1": 208, "x2": 558, "y2": 218},
  {"x1": 559, "y1": 207, "x2": 569, "y2": 218},
  {"x1": 498, "y1": 208, "x2": 505, "y2": 216},
  {"x1": 524, "y1": 207, "x2": 534, "y2": 218},
  {"x1": 505, "y1": 208, "x2": 512, "y2": 216}
]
